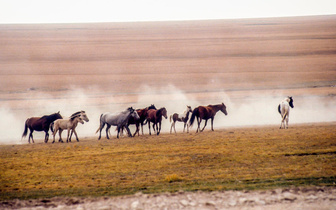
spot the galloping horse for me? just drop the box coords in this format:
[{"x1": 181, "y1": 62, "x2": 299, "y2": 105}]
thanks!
[
  {"x1": 278, "y1": 96, "x2": 294, "y2": 129},
  {"x1": 128, "y1": 104, "x2": 157, "y2": 136},
  {"x1": 146, "y1": 107, "x2": 168, "y2": 135},
  {"x1": 170, "y1": 105, "x2": 192, "y2": 133},
  {"x1": 96, "y1": 107, "x2": 140, "y2": 139},
  {"x1": 51, "y1": 111, "x2": 89, "y2": 143},
  {"x1": 22, "y1": 112, "x2": 62, "y2": 143},
  {"x1": 189, "y1": 103, "x2": 227, "y2": 133}
]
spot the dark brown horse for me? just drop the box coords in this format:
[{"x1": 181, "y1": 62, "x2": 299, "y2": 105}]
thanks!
[
  {"x1": 189, "y1": 103, "x2": 227, "y2": 133},
  {"x1": 146, "y1": 107, "x2": 168, "y2": 135},
  {"x1": 22, "y1": 112, "x2": 63, "y2": 143},
  {"x1": 127, "y1": 104, "x2": 157, "y2": 137}
]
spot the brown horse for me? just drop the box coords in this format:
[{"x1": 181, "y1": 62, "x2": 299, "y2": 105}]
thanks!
[
  {"x1": 146, "y1": 107, "x2": 168, "y2": 135},
  {"x1": 189, "y1": 103, "x2": 227, "y2": 133},
  {"x1": 22, "y1": 112, "x2": 63, "y2": 143},
  {"x1": 127, "y1": 104, "x2": 157, "y2": 137}
]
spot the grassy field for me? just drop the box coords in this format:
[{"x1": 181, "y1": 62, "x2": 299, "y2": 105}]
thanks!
[{"x1": 1, "y1": 123, "x2": 336, "y2": 200}]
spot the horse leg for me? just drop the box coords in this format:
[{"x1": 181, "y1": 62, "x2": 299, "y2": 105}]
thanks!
[
  {"x1": 28, "y1": 130, "x2": 33, "y2": 143},
  {"x1": 59, "y1": 129, "x2": 64, "y2": 143},
  {"x1": 201, "y1": 119, "x2": 208, "y2": 132},
  {"x1": 211, "y1": 118, "x2": 214, "y2": 131},
  {"x1": 141, "y1": 122, "x2": 144, "y2": 135},
  {"x1": 52, "y1": 128, "x2": 57, "y2": 143},
  {"x1": 45, "y1": 131, "x2": 49, "y2": 143},
  {"x1": 125, "y1": 126, "x2": 132, "y2": 137},
  {"x1": 196, "y1": 118, "x2": 201, "y2": 133},
  {"x1": 148, "y1": 121, "x2": 151, "y2": 135},
  {"x1": 173, "y1": 121, "x2": 177, "y2": 134},
  {"x1": 117, "y1": 127, "x2": 121, "y2": 139},
  {"x1": 69, "y1": 130, "x2": 74, "y2": 142},
  {"x1": 170, "y1": 121, "x2": 174, "y2": 134},
  {"x1": 280, "y1": 113, "x2": 286, "y2": 129},
  {"x1": 157, "y1": 122, "x2": 161, "y2": 135},
  {"x1": 106, "y1": 124, "x2": 111, "y2": 139},
  {"x1": 285, "y1": 116, "x2": 289, "y2": 129},
  {"x1": 152, "y1": 123, "x2": 156, "y2": 133},
  {"x1": 73, "y1": 129, "x2": 79, "y2": 141},
  {"x1": 98, "y1": 122, "x2": 105, "y2": 140},
  {"x1": 133, "y1": 123, "x2": 139, "y2": 137},
  {"x1": 66, "y1": 129, "x2": 71, "y2": 143},
  {"x1": 185, "y1": 122, "x2": 189, "y2": 133}
]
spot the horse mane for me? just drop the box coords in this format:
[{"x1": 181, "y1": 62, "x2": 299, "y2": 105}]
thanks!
[
  {"x1": 70, "y1": 111, "x2": 82, "y2": 121},
  {"x1": 41, "y1": 112, "x2": 62, "y2": 121},
  {"x1": 156, "y1": 107, "x2": 165, "y2": 117},
  {"x1": 288, "y1": 97, "x2": 294, "y2": 108}
]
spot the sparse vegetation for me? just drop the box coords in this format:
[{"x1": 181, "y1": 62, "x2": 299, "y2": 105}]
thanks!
[{"x1": 1, "y1": 123, "x2": 335, "y2": 200}]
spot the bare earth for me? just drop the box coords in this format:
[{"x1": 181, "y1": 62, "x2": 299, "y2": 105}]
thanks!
[
  {"x1": 2, "y1": 187, "x2": 336, "y2": 209},
  {"x1": 1, "y1": 15, "x2": 336, "y2": 208}
]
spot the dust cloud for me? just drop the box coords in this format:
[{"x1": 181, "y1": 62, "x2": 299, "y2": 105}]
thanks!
[{"x1": 0, "y1": 85, "x2": 335, "y2": 144}]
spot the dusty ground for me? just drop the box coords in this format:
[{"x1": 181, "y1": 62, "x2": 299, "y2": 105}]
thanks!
[
  {"x1": 2, "y1": 187, "x2": 336, "y2": 209},
  {"x1": 1, "y1": 15, "x2": 335, "y2": 114}
]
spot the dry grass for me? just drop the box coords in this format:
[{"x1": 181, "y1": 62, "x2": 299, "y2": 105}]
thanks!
[{"x1": 1, "y1": 123, "x2": 336, "y2": 200}]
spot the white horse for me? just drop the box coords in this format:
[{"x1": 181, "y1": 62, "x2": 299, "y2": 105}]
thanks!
[
  {"x1": 278, "y1": 96, "x2": 294, "y2": 129},
  {"x1": 170, "y1": 105, "x2": 192, "y2": 133},
  {"x1": 96, "y1": 107, "x2": 140, "y2": 139},
  {"x1": 51, "y1": 111, "x2": 89, "y2": 143}
]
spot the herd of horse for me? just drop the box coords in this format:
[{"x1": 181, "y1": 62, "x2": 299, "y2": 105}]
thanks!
[{"x1": 22, "y1": 97, "x2": 294, "y2": 143}]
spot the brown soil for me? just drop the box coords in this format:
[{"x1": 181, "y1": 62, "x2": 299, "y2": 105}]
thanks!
[{"x1": 1, "y1": 187, "x2": 336, "y2": 209}]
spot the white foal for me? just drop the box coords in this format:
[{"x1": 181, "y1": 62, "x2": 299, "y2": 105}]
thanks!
[{"x1": 52, "y1": 111, "x2": 89, "y2": 143}]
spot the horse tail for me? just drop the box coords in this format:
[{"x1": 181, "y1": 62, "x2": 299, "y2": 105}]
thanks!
[
  {"x1": 189, "y1": 108, "x2": 199, "y2": 127},
  {"x1": 22, "y1": 119, "x2": 29, "y2": 139},
  {"x1": 95, "y1": 114, "x2": 103, "y2": 134},
  {"x1": 50, "y1": 122, "x2": 54, "y2": 133},
  {"x1": 143, "y1": 119, "x2": 148, "y2": 125},
  {"x1": 169, "y1": 115, "x2": 172, "y2": 122},
  {"x1": 278, "y1": 104, "x2": 281, "y2": 114}
]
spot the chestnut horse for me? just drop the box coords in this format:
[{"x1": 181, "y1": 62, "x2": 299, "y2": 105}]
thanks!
[
  {"x1": 146, "y1": 107, "x2": 168, "y2": 135},
  {"x1": 22, "y1": 112, "x2": 62, "y2": 143},
  {"x1": 128, "y1": 104, "x2": 157, "y2": 137},
  {"x1": 189, "y1": 103, "x2": 227, "y2": 133}
]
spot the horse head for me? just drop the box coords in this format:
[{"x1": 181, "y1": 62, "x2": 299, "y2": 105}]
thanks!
[
  {"x1": 53, "y1": 111, "x2": 63, "y2": 120},
  {"x1": 288, "y1": 96, "x2": 294, "y2": 108},
  {"x1": 187, "y1": 105, "x2": 192, "y2": 113},
  {"x1": 221, "y1": 103, "x2": 228, "y2": 115},
  {"x1": 78, "y1": 117, "x2": 85, "y2": 124},
  {"x1": 80, "y1": 111, "x2": 89, "y2": 122},
  {"x1": 160, "y1": 107, "x2": 168, "y2": 119},
  {"x1": 130, "y1": 108, "x2": 140, "y2": 120}
]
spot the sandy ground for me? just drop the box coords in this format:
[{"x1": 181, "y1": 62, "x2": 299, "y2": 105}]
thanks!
[
  {"x1": 1, "y1": 15, "x2": 336, "y2": 208},
  {"x1": 2, "y1": 187, "x2": 336, "y2": 209}
]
